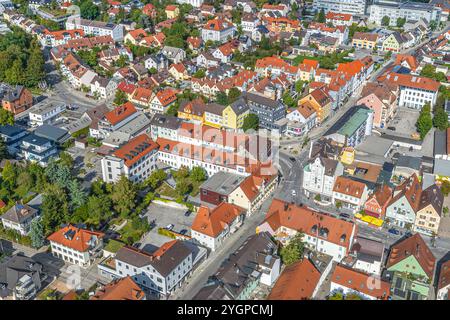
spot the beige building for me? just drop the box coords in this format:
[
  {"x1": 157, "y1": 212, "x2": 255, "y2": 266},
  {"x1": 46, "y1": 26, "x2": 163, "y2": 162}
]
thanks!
[{"x1": 413, "y1": 184, "x2": 443, "y2": 236}]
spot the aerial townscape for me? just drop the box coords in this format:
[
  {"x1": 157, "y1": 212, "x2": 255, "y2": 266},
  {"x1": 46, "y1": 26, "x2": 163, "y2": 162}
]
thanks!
[{"x1": 1, "y1": 0, "x2": 450, "y2": 305}]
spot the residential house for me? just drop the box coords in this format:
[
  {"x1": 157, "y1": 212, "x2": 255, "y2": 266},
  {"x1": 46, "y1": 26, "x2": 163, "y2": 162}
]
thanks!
[
  {"x1": 90, "y1": 276, "x2": 146, "y2": 300},
  {"x1": 302, "y1": 156, "x2": 344, "y2": 200},
  {"x1": 0, "y1": 203, "x2": 39, "y2": 236},
  {"x1": 436, "y1": 260, "x2": 450, "y2": 300},
  {"x1": 413, "y1": 184, "x2": 443, "y2": 236},
  {"x1": 222, "y1": 98, "x2": 250, "y2": 129},
  {"x1": 48, "y1": 224, "x2": 105, "y2": 268},
  {"x1": 345, "y1": 236, "x2": 385, "y2": 275},
  {"x1": 325, "y1": 12, "x2": 353, "y2": 26},
  {"x1": 286, "y1": 102, "x2": 317, "y2": 137},
  {"x1": 95, "y1": 102, "x2": 139, "y2": 138},
  {"x1": 165, "y1": 5, "x2": 179, "y2": 19},
  {"x1": 364, "y1": 184, "x2": 393, "y2": 220},
  {"x1": 199, "y1": 171, "x2": 246, "y2": 206},
  {"x1": 381, "y1": 32, "x2": 405, "y2": 53},
  {"x1": 1, "y1": 85, "x2": 33, "y2": 115},
  {"x1": 149, "y1": 88, "x2": 178, "y2": 114},
  {"x1": 161, "y1": 46, "x2": 186, "y2": 63},
  {"x1": 19, "y1": 134, "x2": 58, "y2": 166},
  {"x1": 0, "y1": 125, "x2": 29, "y2": 154},
  {"x1": 201, "y1": 18, "x2": 236, "y2": 43},
  {"x1": 299, "y1": 87, "x2": 333, "y2": 123},
  {"x1": 66, "y1": 16, "x2": 124, "y2": 42},
  {"x1": 257, "y1": 199, "x2": 357, "y2": 261},
  {"x1": 385, "y1": 234, "x2": 436, "y2": 300},
  {"x1": 332, "y1": 176, "x2": 369, "y2": 213},
  {"x1": 191, "y1": 203, "x2": 245, "y2": 251},
  {"x1": 352, "y1": 32, "x2": 378, "y2": 50},
  {"x1": 169, "y1": 63, "x2": 188, "y2": 81}
]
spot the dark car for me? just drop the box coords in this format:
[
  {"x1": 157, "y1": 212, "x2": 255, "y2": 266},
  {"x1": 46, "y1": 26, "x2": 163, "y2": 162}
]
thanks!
[
  {"x1": 289, "y1": 157, "x2": 296, "y2": 162},
  {"x1": 184, "y1": 211, "x2": 191, "y2": 217},
  {"x1": 387, "y1": 126, "x2": 396, "y2": 131},
  {"x1": 339, "y1": 213, "x2": 351, "y2": 219},
  {"x1": 388, "y1": 228, "x2": 400, "y2": 235},
  {"x1": 179, "y1": 229, "x2": 188, "y2": 235}
]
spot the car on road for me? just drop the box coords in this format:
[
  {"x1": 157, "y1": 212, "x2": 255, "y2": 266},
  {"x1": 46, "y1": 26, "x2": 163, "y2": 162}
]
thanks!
[
  {"x1": 388, "y1": 228, "x2": 400, "y2": 235},
  {"x1": 179, "y1": 229, "x2": 188, "y2": 235},
  {"x1": 184, "y1": 211, "x2": 191, "y2": 217},
  {"x1": 291, "y1": 190, "x2": 296, "y2": 196},
  {"x1": 387, "y1": 126, "x2": 396, "y2": 131},
  {"x1": 339, "y1": 213, "x2": 351, "y2": 219},
  {"x1": 289, "y1": 157, "x2": 296, "y2": 162},
  {"x1": 165, "y1": 224, "x2": 174, "y2": 231}
]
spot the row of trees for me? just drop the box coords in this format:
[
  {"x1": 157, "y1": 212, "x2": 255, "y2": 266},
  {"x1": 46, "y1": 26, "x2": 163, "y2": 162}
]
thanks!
[{"x1": 416, "y1": 101, "x2": 449, "y2": 139}]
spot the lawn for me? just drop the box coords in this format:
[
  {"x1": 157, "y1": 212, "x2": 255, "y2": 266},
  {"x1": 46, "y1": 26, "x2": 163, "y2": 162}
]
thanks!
[
  {"x1": 119, "y1": 221, "x2": 147, "y2": 244},
  {"x1": 156, "y1": 182, "x2": 178, "y2": 199},
  {"x1": 104, "y1": 239, "x2": 125, "y2": 253}
]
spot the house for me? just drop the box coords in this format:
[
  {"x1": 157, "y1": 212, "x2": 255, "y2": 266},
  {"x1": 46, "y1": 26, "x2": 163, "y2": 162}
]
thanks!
[
  {"x1": 193, "y1": 232, "x2": 280, "y2": 299},
  {"x1": 255, "y1": 56, "x2": 299, "y2": 81},
  {"x1": 241, "y1": 92, "x2": 286, "y2": 132},
  {"x1": 344, "y1": 236, "x2": 385, "y2": 275},
  {"x1": 0, "y1": 253, "x2": 44, "y2": 300},
  {"x1": 187, "y1": 36, "x2": 203, "y2": 53},
  {"x1": 101, "y1": 134, "x2": 159, "y2": 183},
  {"x1": 267, "y1": 258, "x2": 321, "y2": 300},
  {"x1": 161, "y1": 46, "x2": 186, "y2": 63},
  {"x1": 324, "y1": 106, "x2": 374, "y2": 147},
  {"x1": 19, "y1": 134, "x2": 58, "y2": 166},
  {"x1": 228, "y1": 173, "x2": 278, "y2": 215},
  {"x1": 149, "y1": 113, "x2": 183, "y2": 141},
  {"x1": 241, "y1": 13, "x2": 260, "y2": 33},
  {"x1": 330, "y1": 265, "x2": 390, "y2": 300},
  {"x1": 90, "y1": 76, "x2": 117, "y2": 99},
  {"x1": 95, "y1": 102, "x2": 139, "y2": 139},
  {"x1": 222, "y1": 98, "x2": 250, "y2": 129},
  {"x1": 124, "y1": 28, "x2": 148, "y2": 45},
  {"x1": 262, "y1": 16, "x2": 301, "y2": 34},
  {"x1": 357, "y1": 81, "x2": 398, "y2": 128},
  {"x1": 142, "y1": 3, "x2": 157, "y2": 18},
  {"x1": 377, "y1": 72, "x2": 440, "y2": 109},
  {"x1": 165, "y1": 5, "x2": 179, "y2": 19},
  {"x1": 258, "y1": 199, "x2": 357, "y2": 262},
  {"x1": 394, "y1": 54, "x2": 419, "y2": 73},
  {"x1": 413, "y1": 184, "x2": 443, "y2": 236},
  {"x1": 298, "y1": 87, "x2": 333, "y2": 123},
  {"x1": 149, "y1": 88, "x2": 178, "y2": 114},
  {"x1": 130, "y1": 87, "x2": 154, "y2": 109},
  {"x1": 381, "y1": 32, "x2": 405, "y2": 53},
  {"x1": 199, "y1": 171, "x2": 246, "y2": 206},
  {"x1": 304, "y1": 22, "x2": 348, "y2": 46},
  {"x1": 0, "y1": 203, "x2": 39, "y2": 236},
  {"x1": 191, "y1": 202, "x2": 245, "y2": 251},
  {"x1": 48, "y1": 224, "x2": 105, "y2": 268},
  {"x1": 28, "y1": 101, "x2": 66, "y2": 127},
  {"x1": 436, "y1": 260, "x2": 450, "y2": 300},
  {"x1": 90, "y1": 276, "x2": 146, "y2": 300},
  {"x1": 364, "y1": 184, "x2": 393, "y2": 220},
  {"x1": 0, "y1": 125, "x2": 29, "y2": 154},
  {"x1": 298, "y1": 59, "x2": 319, "y2": 82},
  {"x1": 385, "y1": 174, "x2": 422, "y2": 228},
  {"x1": 385, "y1": 234, "x2": 436, "y2": 300},
  {"x1": 169, "y1": 63, "x2": 188, "y2": 81},
  {"x1": 98, "y1": 241, "x2": 194, "y2": 298},
  {"x1": 332, "y1": 176, "x2": 369, "y2": 213},
  {"x1": 1, "y1": 85, "x2": 33, "y2": 115},
  {"x1": 325, "y1": 12, "x2": 353, "y2": 26},
  {"x1": 302, "y1": 156, "x2": 344, "y2": 200},
  {"x1": 143, "y1": 53, "x2": 168, "y2": 71},
  {"x1": 201, "y1": 18, "x2": 236, "y2": 43},
  {"x1": 286, "y1": 101, "x2": 318, "y2": 136},
  {"x1": 352, "y1": 32, "x2": 378, "y2": 50}
]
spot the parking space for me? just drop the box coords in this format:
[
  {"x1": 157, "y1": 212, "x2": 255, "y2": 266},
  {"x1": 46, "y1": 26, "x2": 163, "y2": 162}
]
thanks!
[
  {"x1": 384, "y1": 107, "x2": 420, "y2": 138},
  {"x1": 140, "y1": 203, "x2": 196, "y2": 248}
]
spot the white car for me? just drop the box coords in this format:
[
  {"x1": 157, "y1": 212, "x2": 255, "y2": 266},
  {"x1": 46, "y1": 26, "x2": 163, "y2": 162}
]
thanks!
[
  {"x1": 291, "y1": 190, "x2": 296, "y2": 196},
  {"x1": 165, "y1": 224, "x2": 174, "y2": 231}
]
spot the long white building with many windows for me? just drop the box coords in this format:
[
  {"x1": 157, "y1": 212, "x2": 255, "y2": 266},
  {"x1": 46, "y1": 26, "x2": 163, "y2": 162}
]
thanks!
[
  {"x1": 368, "y1": 1, "x2": 441, "y2": 26},
  {"x1": 312, "y1": 0, "x2": 367, "y2": 16}
]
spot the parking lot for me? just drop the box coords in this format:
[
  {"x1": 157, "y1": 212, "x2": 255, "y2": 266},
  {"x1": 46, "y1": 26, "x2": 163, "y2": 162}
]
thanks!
[
  {"x1": 383, "y1": 107, "x2": 420, "y2": 138},
  {"x1": 139, "y1": 203, "x2": 196, "y2": 249}
]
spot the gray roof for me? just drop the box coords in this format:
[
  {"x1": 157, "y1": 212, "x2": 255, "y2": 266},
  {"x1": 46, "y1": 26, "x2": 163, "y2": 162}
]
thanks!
[
  {"x1": 21, "y1": 134, "x2": 50, "y2": 147},
  {"x1": 434, "y1": 158, "x2": 450, "y2": 177},
  {"x1": 34, "y1": 125, "x2": 69, "y2": 143},
  {"x1": 419, "y1": 184, "x2": 443, "y2": 215},
  {"x1": 2, "y1": 85, "x2": 25, "y2": 102},
  {"x1": 434, "y1": 130, "x2": 447, "y2": 156},
  {"x1": 0, "y1": 125, "x2": 26, "y2": 137},
  {"x1": 229, "y1": 97, "x2": 250, "y2": 115},
  {"x1": 115, "y1": 241, "x2": 192, "y2": 277},
  {"x1": 351, "y1": 236, "x2": 384, "y2": 263},
  {"x1": 200, "y1": 172, "x2": 245, "y2": 196},
  {"x1": 150, "y1": 113, "x2": 183, "y2": 130},
  {"x1": 396, "y1": 155, "x2": 421, "y2": 170},
  {"x1": 0, "y1": 203, "x2": 37, "y2": 224}
]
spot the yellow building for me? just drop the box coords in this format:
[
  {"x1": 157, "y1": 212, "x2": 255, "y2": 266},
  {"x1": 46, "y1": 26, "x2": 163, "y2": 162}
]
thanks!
[
  {"x1": 178, "y1": 99, "x2": 205, "y2": 122},
  {"x1": 381, "y1": 33, "x2": 403, "y2": 53},
  {"x1": 413, "y1": 185, "x2": 443, "y2": 236},
  {"x1": 352, "y1": 32, "x2": 378, "y2": 50},
  {"x1": 340, "y1": 147, "x2": 355, "y2": 165},
  {"x1": 222, "y1": 101, "x2": 250, "y2": 129},
  {"x1": 298, "y1": 87, "x2": 332, "y2": 123},
  {"x1": 165, "y1": 5, "x2": 179, "y2": 19}
]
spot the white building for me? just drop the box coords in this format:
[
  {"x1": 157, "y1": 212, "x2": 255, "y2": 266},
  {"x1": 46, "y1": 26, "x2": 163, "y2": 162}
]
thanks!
[
  {"x1": 241, "y1": 13, "x2": 260, "y2": 33},
  {"x1": 332, "y1": 176, "x2": 369, "y2": 213},
  {"x1": 302, "y1": 156, "x2": 344, "y2": 199},
  {"x1": 66, "y1": 16, "x2": 124, "y2": 42},
  {"x1": 191, "y1": 203, "x2": 245, "y2": 251},
  {"x1": 98, "y1": 241, "x2": 194, "y2": 298},
  {"x1": 368, "y1": 1, "x2": 441, "y2": 27},
  {"x1": 175, "y1": 0, "x2": 203, "y2": 8},
  {"x1": 94, "y1": 102, "x2": 139, "y2": 139},
  {"x1": 201, "y1": 19, "x2": 236, "y2": 43},
  {"x1": 101, "y1": 134, "x2": 159, "y2": 183},
  {"x1": 312, "y1": 0, "x2": 367, "y2": 16},
  {"x1": 28, "y1": 101, "x2": 66, "y2": 127},
  {"x1": 0, "y1": 203, "x2": 39, "y2": 236},
  {"x1": 47, "y1": 225, "x2": 104, "y2": 268}
]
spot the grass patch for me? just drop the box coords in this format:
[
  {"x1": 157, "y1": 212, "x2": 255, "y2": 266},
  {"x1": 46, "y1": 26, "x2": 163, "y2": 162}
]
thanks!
[
  {"x1": 37, "y1": 288, "x2": 60, "y2": 300},
  {"x1": 157, "y1": 228, "x2": 177, "y2": 239},
  {"x1": 156, "y1": 183, "x2": 178, "y2": 199},
  {"x1": 119, "y1": 221, "x2": 146, "y2": 244},
  {"x1": 104, "y1": 239, "x2": 125, "y2": 253}
]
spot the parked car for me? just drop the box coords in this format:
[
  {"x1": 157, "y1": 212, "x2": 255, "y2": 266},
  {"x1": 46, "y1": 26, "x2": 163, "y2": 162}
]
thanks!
[
  {"x1": 179, "y1": 229, "x2": 188, "y2": 235},
  {"x1": 339, "y1": 213, "x2": 351, "y2": 219},
  {"x1": 289, "y1": 157, "x2": 296, "y2": 162},
  {"x1": 184, "y1": 211, "x2": 191, "y2": 217},
  {"x1": 291, "y1": 190, "x2": 296, "y2": 196},
  {"x1": 165, "y1": 224, "x2": 174, "y2": 231},
  {"x1": 388, "y1": 228, "x2": 400, "y2": 235},
  {"x1": 387, "y1": 126, "x2": 396, "y2": 131}
]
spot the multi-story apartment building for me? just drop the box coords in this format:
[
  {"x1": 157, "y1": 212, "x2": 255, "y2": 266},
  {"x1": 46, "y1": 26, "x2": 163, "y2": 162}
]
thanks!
[
  {"x1": 28, "y1": 101, "x2": 66, "y2": 127},
  {"x1": 175, "y1": 0, "x2": 204, "y2": 8},
  {"x1": 332, "y1": 176, "x2": 369, "y2": 213},
  {"x1": 19, "y1": 134, "x2": 58, "y2": 166},
  {"x1": 379, "y1": 72, "x2": 441, "y2": 109},
  {"x1": 101, "y1": 134, "x2": 159, "y2": 183},
  {"x1": 413, "y1": 184, "x2": 443, "y2": 236},
  {"x1": 93, "y1": 102, "x2": 138, "y2": 139},
  {"x1": 241, "y1": 92, "x2": 286, "y2": 131},
  {"x1": 303, "y1": 156, "x2": 344, "y2": 199},
  {"x1": 98, "y1": 241, "x2": 194, "y2": 298},
  {"x1": 352, "y1": 32, "x2": 378, "y2": 50},
  {"x1": 150, "y1": 113, "x2": 183, "y2": 141},
  {"x1": 368, "y1": 1, "x2": 441, "y2": 26},
  {"x1": 66, "y1": 16, "x2": 124, "y2": 41},
  {"x1": 47, "y1": 225, "x2": 105, "y2": 268},
  {"x1": 313, "y1": 0, "x2": 367, "y2": 16},
  {"x1": 201, "y1": 18, "x2": 236, "y2": 43}
]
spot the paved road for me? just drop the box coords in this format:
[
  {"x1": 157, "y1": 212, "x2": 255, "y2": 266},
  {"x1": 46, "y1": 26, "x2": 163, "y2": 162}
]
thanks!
[{"x1": 171, "y1": 194, "x2": 276, "y2": 300}]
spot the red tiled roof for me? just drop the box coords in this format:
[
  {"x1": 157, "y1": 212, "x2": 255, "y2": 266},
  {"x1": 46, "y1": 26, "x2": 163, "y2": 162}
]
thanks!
[
  {"x1": 378, "y1": 72, "x2": 441, "y2": 92},
  {"x1": 90, "y1": 277, "x2": 145, "y2": 300},
  {"x1": 154, "y1": 88, "x2": 179, "y2": 107},
  {"x1": 267, "y1": 259, "x2": 320, "y2": 300},
  {"x1": 47, "y1": 225, "x2": 104, "y2": 252},
  {"x1": 331, "y1": 265, "x2": 390, "y2": 299},
  {"x1": 333, "y1": 176, "x2": 367, "y2": 199},
  {"x1": 353, "y1": 32, "x2": 378, "y2": 42},
  {"x1": 438, "y1": 260, "x2": 450, "y2": 291},
  {"x1": 326, "y1": 12, "x2": 352, "y2": 21},
  {"x1": 117, "y1": 81, "x2": 136, "y2": 95},
  {"x1": 192, "y1": 203, "x2": 244, "y2": 238},
  {"x1": 104, "y1": 102, "x2": 137, "y2": 125},
  {"x1": 203, "y1": 18, "x2": 233, "y2": 31},
  {"x1": 113, "y1": 134, "x2": 159, "y2": 168}
]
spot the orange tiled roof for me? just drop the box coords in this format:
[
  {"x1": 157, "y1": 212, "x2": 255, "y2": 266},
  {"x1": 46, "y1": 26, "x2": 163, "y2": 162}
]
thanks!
[
  {"x1": 166, "y1": 4, "x2": 178, "y2": 11},
  {"x1": 255, "y1": 56, "x2": 298, "y2": 74},
  {"x1": 378, "y1": 72, "x2": 441, "y2": 92},
  {"x1": 326, "y1": 12, "x2": 352, "y2": 21},
  {"x1": 187, "y1": 36, "x2": 202, "y2": 48},
  {"x1": 155, "y1": 88, "x2": 179, "y2": 107},
  {"x1": 331, "y1": 265, "x2": 390, "y2": 299},
  {"x1": 113, "y1": 134, "x2": 159, "y2": 167},
  {"x1": 132, "y1": 87, "x2": 153, "y2": 103},
  {"x1": 386, "y1": 233, "x2": 436, "y2": 279},
  {"x1": 333, "y1": 176, "x2": 367, "y2": 199},
  {"x1": 45, "y1": 29, "x2": 84, "y2": 40},
  {"x1": 267, "y1": 259, "x2": 321, "y2": 300},
  {"x1": 104, "y1": 102, "x2": 137, "y2": 125},
  {"x1": 192, "y1": 203, "x2": 244, "y2": 237},
  {"x1": 394, "y1": 54, "x2": 419, "y2": 71},
  {"x1": 203, "y1": 18, "x2": 233, "y2": 31},
  {"x1": 90, "y1": 277, "x2": 145, "y2": 300},
  {"x1": 47, "y1": 224, "x2": 104, "y2": 252}
]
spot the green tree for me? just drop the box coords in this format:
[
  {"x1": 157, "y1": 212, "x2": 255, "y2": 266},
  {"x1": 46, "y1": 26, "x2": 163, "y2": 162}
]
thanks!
[
  {"x1": 113, "y1": 90, "x2": 128, "y2": 106},
  {"x1": 68, "y1": 179, "x2": 87, "y2": 210},
  {"x1": 242, "y1": 113, "x2": 259, "y2": 132},
  {"x1": 15, "y1": 170, "x2": 33, "y2": 197},
  {"x1": 41, "y1": 184, "x2": 69, "y2": 234},
  {"x1": 416, "y1": 103, "x2": 433, "y2": 139},
  {"x1": 110, "y1": 175, "x2": 137, "y2": 218},
  {"x1": 0, "y1": 138, "x2": 9, "y2": 161},
  {"x1": 216, "y1": 92, "x2": 229, "y2": 105},
  {"x1": 146, "y1": 169, "x2": 167, "y2": 190},
  {"x1": 176, "y1": 179, "x2": 191, "y2": 196},
  {"x1": 5, "y1": 59, "x2": 25, "y2": 85},
  {"x1": 25, "y1": 44, "x2": 45, "y2": 87},
  {"x1": 227, "y1": 88, "x2": 241, "y2": 104},
  {"x1": 280, "y1": 232, "x2": 305, "y2": 266},
  {"x1": 59, "y1": 152, "x2": 74, "y2": 169},
  {"x1": 1, "y1": 160, "x2": 16, "y2": 188},
  {"x1": 433, "y1": 107, "x2": 449, "y2": 130},
  {"x1": 441, "y1": 181, "x2": 450, "y2": 196},
  {"x1": 193, "y1": 68, "x2": 206, "y2": 78},
  {"x1": 0, "y1": 109, "x2": 14, "y2": 125},
  {"x1": 396, "y1": 17, "x2": 406, "y2": 28},
  {"x1": 190, "y1": 167, "x2": 207, "y2": 183},
  {"x1": 317, "y1": 9, "x2": 325, "y2": 23},
  {"x1": 78, "y1": 0, "x2": 100, "y2": 19},
  {"x1": 381, "y1": 16, "x2": 390, "y2": 26},
  {"x1": 29, "y1": 217, "x2": 45, "y2": 248}
]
